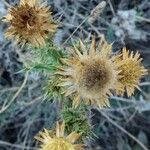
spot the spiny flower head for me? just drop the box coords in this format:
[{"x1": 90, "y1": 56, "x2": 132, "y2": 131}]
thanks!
[
  {"x1": 56, "y1": 38, "x2": 121, "y2": 108},
  {"x1": 35, "y1": 122, "x2": 83, "y2": 150},
  {"x1": 3, "y1": 0, "x2": 57, "y2": 47},
  {"x1": 115, "y1": 48, "x2": 148, "y2": 96}
]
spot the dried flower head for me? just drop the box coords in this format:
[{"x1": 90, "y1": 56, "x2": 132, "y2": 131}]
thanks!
[
  {"x1": 35, "y1": 122, "x2": 83, "y2": 150},
  {"x1": 115, "y1": 48, "x2": 148, "y2": 96},
  {"x1": 3, "y1": 0, "x2": 57, "y2": 47},
  {"x1": 57, "y1": 38, "x2": 121, "y2": 108}
]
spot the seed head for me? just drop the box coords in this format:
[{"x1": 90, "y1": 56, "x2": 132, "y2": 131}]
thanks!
[
  {"x1": 3, "y1": 0, "x2": 57, "y2": 47},
  {"x1": 115, "y1": 48, "x2": 148, "y2": 96},
  {"x1": 57, "y1": 38, "x2": 120, "y2": 108},
  {"x1": 88, "y1": 1, "x2": 106, "y2": 24},
  {"x1": 35, "y1": 122, "x2": 83, "y2": 150}
]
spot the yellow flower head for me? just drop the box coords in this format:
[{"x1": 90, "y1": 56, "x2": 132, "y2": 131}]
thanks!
[
  {"x1": 35, "y1": 122, "x2": 83, "y2": 150},
  {"x1": 57, "y1": 38, "x2": 121, "y2": 108},
  {"x1": 3, "y1": 0, "x2": 57, "y2": 47},
  {"x1": 115, "y1": 48, "x2": 148, "y2": 96}
]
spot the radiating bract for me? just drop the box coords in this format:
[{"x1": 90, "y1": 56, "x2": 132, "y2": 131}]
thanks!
[{"x1": 3, "y1": 0, "x2": 57, "y2": 47}]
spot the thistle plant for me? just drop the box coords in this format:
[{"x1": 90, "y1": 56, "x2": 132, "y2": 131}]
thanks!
[
  {"x1": 3, "y1": 0, "x2": 148, "y2": 150},
  {"x1": 61, "y1": 104, "x2": 91, "y2": 138},
  {"x1": 56, "y1": 37, "x2": 121, "y2": 108},
  {"x1": 114, "y1": 48, "x2": 148, "y2": 96},
  {"x1": 3, "y1": 0, "x2": 57, "y2": 47},
  {"x1": 35, "y1": 122, "x2": 84, "y2": 150}
]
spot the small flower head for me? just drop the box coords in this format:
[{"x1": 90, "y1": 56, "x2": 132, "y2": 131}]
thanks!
[
  {"x1": 3, "y1": 0, "x2": 57, "y2": 47},
  {"x1": 115, "y1": 48, "x2": 148, "y2": 96},
  {"x1": 57, "y1": 38, "x2": 120, "y2": 108},
  {"x1": 35, "y1": 122, "x2": 83, "y2": 150}
]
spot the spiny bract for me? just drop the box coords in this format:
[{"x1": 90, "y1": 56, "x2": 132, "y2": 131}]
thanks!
[
  {"x1": 115, "y1": 48, "x2": 148, "y2": 96},
  {"x1": 3, "y1": 0, "x2": 57, "y2": 47},
  {"x1": 35, "y1": 122, "x2": 83, "y2": 150},
  {"x1": 56, "y1": 38, "x2": 121, "y2": 108}
]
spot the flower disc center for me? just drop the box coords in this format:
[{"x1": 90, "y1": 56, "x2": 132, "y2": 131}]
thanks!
[
  {"x1": 11, "y1": 6, "x2": 37, "y2": 28},
  {"x1": 78, "y1": 59, "x2": 111, "y2": 93},
  {"x1": 45, "y1": 138, "x2": 75, "y2": 150}
]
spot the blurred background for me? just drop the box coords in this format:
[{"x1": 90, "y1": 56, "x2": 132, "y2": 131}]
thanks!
[{"x1": 0, "y1": 0, "x2": 150, "y2": 150}]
